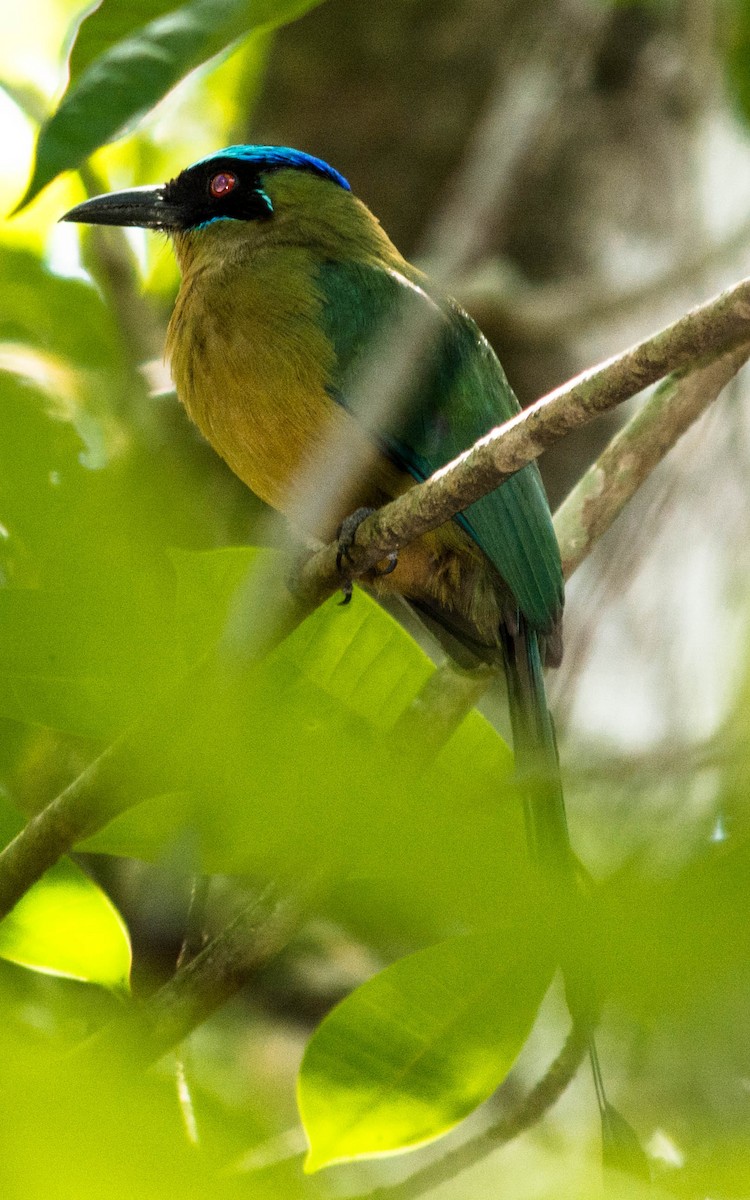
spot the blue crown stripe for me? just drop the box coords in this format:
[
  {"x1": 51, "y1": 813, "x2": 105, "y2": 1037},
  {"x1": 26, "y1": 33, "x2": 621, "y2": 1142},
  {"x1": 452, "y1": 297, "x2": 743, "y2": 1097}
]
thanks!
[{"x1": 189, "y1": 145, "x2": 350, "y2": 192}]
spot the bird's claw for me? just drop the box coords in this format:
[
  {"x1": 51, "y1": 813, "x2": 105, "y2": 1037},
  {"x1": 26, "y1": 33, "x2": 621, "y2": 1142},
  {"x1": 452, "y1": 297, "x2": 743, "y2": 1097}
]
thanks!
[{"x1": 335, "y1": 506, "x2": 398, "y2": 603}]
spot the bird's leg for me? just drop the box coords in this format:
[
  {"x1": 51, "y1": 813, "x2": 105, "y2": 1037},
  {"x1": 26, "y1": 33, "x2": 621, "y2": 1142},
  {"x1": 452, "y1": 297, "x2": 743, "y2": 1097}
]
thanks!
[{"x1": 335, "y1": 507, "x2": 398, "y2": 605}]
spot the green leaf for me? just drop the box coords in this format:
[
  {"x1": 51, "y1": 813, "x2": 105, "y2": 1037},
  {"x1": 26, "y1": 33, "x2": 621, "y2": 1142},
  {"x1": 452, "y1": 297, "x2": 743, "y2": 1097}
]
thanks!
[
  {"x1": 298, "y1": 925, "x2": 555, "y2": 1170},
  {"x1": 78, "y1": 550, "x2": 528, "y2": 932},
  {"x1": 66, "y1": 0, "x2": 188, "y2": 86},
  {"x1": 168, "y1": 546, "x2": 436, "y2": 728},
  {"x1": 0, "y1": 1015, "x2": 264, "y2": 1199},
  {"x1": 17, "y1": 0, "x2": 327, "y2": 209},
  {"x1": 0, "y1": 858, "x2": 131, "y2": 989},
  {"x1": 0, "y1": 372, "x2": 210, "y2": 738},
  {"x1": 0, "y1": 246, "x2": 124, "y2": 370}
]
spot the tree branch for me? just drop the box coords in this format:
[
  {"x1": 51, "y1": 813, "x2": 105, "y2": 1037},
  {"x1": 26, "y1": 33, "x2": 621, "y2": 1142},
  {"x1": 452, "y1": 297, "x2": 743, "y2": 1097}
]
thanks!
[
  {"x1": 0, "y1": 671, "x2": 202, "y2": 923},
  {"x1": 291, "y1": 275, "x2": 750, "y2": 613},
  {"x1": 79, "y1": 882, "x2": 310, "y2": 1069},
  {"x1": 0, "y1": 733, "x2": 141, "y2": 923},
  {"x1": 554, "y1": 341, "x2": 750, "y2": 579}
]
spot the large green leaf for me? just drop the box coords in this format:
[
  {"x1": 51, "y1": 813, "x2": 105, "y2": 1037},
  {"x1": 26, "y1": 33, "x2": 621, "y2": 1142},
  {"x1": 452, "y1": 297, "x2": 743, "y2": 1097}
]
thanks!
[
  {"x1": 0, "y1": 1015, "x2": 272, "y2": 1200},
  {"x1": 594, "y1": 839, "x2": 750, "y2": 1023},
  {"x1": 0, "y1": 858, "x2": 131, "y2": 989},
  {"x1": 0, "y1": 381, "x2": 172, "y2": 733},
  {"x1": 17, "y1": 0, "x2": 327, "y2": 209},
  {"x1": 80, "y1": 549, "x2": 526, "y2": 929},
  {"x1": 298, "y1": 924, "x2": 555, "y2": 1170},
  {"x1": 0, "y1": 370, "x2": 218, "y2": 737}
]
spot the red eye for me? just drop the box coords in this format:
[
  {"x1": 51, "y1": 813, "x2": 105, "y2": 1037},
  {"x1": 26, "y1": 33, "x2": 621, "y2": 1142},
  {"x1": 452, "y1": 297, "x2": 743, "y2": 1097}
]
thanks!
[{"x1": 209, "y1": 171, "x2": 238, "y2": 198}]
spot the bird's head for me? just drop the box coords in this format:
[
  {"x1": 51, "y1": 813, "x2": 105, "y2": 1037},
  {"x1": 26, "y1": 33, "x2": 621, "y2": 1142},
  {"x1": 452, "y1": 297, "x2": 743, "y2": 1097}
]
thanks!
[
  {"x1": 62, "y1": 145, "x2": 350, "y2": 231},
  {"x1": 59, "y1": 145, "x2": 394, "y2": 269}
]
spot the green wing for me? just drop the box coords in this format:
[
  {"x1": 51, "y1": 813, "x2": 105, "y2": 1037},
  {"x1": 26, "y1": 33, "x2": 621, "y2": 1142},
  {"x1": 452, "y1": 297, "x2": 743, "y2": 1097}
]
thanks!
[{"x1": 314, "y1": 259, "x2": 563, "y2": 633}]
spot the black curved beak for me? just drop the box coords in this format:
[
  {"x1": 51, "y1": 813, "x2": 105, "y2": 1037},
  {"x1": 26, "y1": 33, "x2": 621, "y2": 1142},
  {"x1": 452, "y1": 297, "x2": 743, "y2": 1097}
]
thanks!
[{"x1": 60, "y1": 185, "x2": 181, "y2": 230}]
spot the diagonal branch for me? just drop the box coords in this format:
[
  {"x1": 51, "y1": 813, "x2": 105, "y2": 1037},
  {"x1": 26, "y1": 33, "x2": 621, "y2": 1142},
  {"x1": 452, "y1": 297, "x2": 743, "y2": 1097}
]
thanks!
[
  {"x1": 291, "y1": 275, "x2": 750, "y2": 614},
  {"x1": 554, "y1": 341, "x2": 750, "y2": 579},
  {"x1": 77, "y1": 881, "x2": 314, "y2": 1069}
]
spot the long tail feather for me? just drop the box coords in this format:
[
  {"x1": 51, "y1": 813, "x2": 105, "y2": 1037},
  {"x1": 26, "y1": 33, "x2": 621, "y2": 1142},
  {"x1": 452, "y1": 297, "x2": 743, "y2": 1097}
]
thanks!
[
  {"x1": 502, "y1": 621, "x2": 650, "y2": 1177},
  {"x1": 501, "y1": 623, "x2": 570, "y2": 878},
  {"x1": 501, "y1": 621, "x2": 608, "y2": 1121}
]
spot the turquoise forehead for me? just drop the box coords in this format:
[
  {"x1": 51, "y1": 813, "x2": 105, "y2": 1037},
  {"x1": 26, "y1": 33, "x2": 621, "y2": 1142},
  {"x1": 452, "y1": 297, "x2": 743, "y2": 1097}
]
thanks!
[{"x1": 188, "y1": 145, "x2": 351, "y2": 191}]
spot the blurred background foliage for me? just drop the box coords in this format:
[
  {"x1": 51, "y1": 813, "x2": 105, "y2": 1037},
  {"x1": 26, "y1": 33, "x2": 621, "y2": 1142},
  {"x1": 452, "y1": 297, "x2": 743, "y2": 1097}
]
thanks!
[{"x1": 0, "y1": 0, "x2": 749, "y2": 1196}]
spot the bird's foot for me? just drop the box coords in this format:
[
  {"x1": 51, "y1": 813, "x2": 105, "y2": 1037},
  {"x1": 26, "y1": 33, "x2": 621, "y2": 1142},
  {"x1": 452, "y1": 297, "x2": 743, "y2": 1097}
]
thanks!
[{"x1": 335, "y1": 507, "x2": 398, "y2": 605}]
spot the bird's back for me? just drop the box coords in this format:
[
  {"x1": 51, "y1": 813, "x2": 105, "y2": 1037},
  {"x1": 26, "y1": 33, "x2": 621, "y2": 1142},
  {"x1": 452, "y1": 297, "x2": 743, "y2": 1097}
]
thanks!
[{"x1": 166, "y1": 170, "x2": 563, "y2": 660}]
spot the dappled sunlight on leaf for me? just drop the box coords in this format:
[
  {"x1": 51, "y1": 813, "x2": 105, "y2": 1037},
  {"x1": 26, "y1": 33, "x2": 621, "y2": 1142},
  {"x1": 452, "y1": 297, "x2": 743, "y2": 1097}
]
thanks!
[
  {"x1": 298, "y1": 925, "x2": 554, "y2": 1169},
  {"x1": 0, "y1": 857, "x2": 131, "y2": 989}
]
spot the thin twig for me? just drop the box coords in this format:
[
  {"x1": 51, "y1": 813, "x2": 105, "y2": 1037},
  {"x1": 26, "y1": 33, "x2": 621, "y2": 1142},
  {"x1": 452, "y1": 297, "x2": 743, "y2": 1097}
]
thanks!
[{"x1": 174, "y1": 874, "x2": 212, "y2": 1143}]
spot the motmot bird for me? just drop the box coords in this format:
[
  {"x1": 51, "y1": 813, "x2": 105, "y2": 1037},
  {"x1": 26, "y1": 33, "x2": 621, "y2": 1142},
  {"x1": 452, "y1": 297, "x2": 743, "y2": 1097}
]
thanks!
[
  {"x1": 62, "y1": 144, "x2": 620, "y2": 1143},
  {"x1": 61, "y1": 145, "x2": 568, "y2": 869}
]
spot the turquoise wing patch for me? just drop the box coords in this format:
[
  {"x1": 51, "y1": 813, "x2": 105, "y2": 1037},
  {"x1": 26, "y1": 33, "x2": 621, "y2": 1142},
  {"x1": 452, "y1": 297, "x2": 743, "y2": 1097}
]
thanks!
[{"x1": 314, "y1": 259, "x2": 563, "y2": 632}]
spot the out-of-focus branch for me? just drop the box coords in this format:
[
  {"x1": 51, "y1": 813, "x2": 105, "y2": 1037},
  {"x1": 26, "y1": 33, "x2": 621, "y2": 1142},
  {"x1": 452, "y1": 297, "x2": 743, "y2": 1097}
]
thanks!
[
  {"x1": 554, "y1": 341, "x2": 750, "y2": 579},
  {"x1": 80, "y1": 882, "x2": 312, "y2": 1068},
  {"x1": 77, "y1": 165, "x2": 166, "y2": 381},
  {"x1": 420, "y1": 1, "x2": 607, "y2": 276},
  {"x1": 0, "y1": 734, "x2": 140, "y2": 923},
  {"x1": 391, "y1": 662, "x2": 495, "y2": 756},
  {"x1": 459, "y1": 218, "x2": 750, "y2": 347},
  {"x1": 0, "y1": 673, "x2": 198, "y2": 923}
]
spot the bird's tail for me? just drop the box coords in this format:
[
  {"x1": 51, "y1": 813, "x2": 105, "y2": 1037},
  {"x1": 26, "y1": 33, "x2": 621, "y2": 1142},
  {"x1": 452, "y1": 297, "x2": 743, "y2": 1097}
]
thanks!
[
  {"x1": 502, "y1": 621, "x2": 649, "y2": 1177},
  {"x1": 500, "y1": 621, "x2": 570, "y2": 879},
  {"x1": 501, "y1": 622, "x2": 610, "y2": 1130}
]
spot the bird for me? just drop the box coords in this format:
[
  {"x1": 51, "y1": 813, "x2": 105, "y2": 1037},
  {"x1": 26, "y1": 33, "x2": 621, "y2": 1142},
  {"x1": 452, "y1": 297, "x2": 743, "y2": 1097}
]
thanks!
[
  {"x1": 61, "y1": 145, "x2": 567, "y2": 858},
  {"x1": 61, "y1": 145, "x2": 626, "y2": 1154}
]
